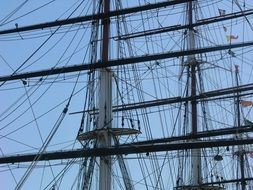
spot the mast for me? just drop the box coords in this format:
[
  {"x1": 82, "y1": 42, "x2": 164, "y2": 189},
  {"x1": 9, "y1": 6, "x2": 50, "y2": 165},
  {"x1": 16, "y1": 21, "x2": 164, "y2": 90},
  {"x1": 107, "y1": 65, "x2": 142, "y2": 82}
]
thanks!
[
  {"x1": 1, "y1": 1, "x2": 253, "y2": 189},
  {"x1": 98, "y1": 0, "x2": 112, "y2": 189},
  {"x1": 187, "y1": 1, "x2": 202, "y2": 186},
  {"x1": 235, "y1": 65, "x2": 246, "y2": 190}
]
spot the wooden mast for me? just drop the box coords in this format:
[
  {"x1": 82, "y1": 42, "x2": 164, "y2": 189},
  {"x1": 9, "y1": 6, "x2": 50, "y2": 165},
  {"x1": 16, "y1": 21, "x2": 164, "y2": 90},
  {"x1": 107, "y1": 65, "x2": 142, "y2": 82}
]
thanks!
[
  {"x1": 98, "y1": 0, "x2": 112, "y2": 189},
  {"x1": 187, "y1": 0, "x2": 202, "y2": 186}
]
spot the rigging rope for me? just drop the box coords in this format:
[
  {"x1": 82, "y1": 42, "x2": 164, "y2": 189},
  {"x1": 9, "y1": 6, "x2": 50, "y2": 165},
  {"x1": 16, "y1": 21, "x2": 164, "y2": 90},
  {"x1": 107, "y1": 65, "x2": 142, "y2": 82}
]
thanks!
[
  {"x1": 0, "y1": 0, "x2": 28, "y2": 26},
  {"x1": 14, "y1": 103, "x2": 69, "y2": 189},
  {"x1": 0, "y1": 0, "x2": 56, "y2": 27},
  {"x1": 0, "y1": 0, "x2": 86, "y2": 88},
  {"x1": 15, "y1": 68, "x2": 81, "y2": 189}
]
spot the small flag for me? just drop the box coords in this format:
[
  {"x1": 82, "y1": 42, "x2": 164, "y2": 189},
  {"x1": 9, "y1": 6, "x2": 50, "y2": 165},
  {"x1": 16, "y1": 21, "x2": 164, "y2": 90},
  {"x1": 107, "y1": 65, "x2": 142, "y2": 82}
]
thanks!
[
  {"x1": 240, "y1": 100, "x2": 253, "y2": 107},
  {"x1": 226, "y1": 35, "x2": 238, "y2": 42},
  {"x1": 218, "y1": 9, "x2": 226, "y2": 16},
  {"x1": 223, "y1": 26, "x2": 227, "y2": 32}
]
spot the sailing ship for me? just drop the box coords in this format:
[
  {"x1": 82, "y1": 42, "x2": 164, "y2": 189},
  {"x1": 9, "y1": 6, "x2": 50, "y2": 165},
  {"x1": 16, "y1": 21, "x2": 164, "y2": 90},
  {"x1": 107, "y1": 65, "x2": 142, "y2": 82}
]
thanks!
[{"x1": 1, "y1": 0, "x2": 253, "y2": 189}]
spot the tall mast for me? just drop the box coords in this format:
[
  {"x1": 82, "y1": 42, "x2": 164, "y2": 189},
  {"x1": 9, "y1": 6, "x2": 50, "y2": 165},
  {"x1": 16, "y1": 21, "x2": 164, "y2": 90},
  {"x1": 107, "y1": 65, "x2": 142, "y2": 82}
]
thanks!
[
  {"x1": 235, "y1": 65, "x2": 246, "y2": 190},
  {"x1": 187, "y1": 1, "x2": 202, "y2": 186},
  {"x1": 98, "y1": 0, "x2": 112, "y2": 190}
]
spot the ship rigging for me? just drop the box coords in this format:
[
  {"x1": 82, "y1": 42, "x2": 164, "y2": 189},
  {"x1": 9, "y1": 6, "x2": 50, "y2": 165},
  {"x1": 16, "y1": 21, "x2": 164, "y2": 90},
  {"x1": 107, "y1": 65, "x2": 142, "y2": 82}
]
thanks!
[{"x1": 1, "y1": 0, "x2": 253, "y2": 189}]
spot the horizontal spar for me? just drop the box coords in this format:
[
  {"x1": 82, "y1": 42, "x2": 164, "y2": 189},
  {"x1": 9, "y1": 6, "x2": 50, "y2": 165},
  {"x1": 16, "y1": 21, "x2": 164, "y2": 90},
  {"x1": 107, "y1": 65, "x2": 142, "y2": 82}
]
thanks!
[
  {"x1": 0, "y1": 0, "x2": 193, "y2": 35},
  {"x1": 1, "y1": 41, "x2": 253, "y2": 82},
  {"x1": 131, "y1": 125, "x2": 253, "y2": 146},
  {"x1": 70, "y1": 83, "x2": 253, "y2": 114},
  {"x1": 119, "y1": 9, "x2": 253, "y2": 39},
  {"x1": 0, "y1": 138, "x2": 253, "y2": 164},
  {"x1": 201, "y1": 177, "x2": 253, "y2": 186}
]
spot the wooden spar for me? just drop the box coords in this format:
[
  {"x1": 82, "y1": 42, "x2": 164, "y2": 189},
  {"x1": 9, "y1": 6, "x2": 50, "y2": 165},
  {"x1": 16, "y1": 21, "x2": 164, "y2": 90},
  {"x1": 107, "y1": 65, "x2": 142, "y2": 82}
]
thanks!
[{"x1": 1, "y1": 41, "x2": 253, "y2": 82}]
